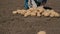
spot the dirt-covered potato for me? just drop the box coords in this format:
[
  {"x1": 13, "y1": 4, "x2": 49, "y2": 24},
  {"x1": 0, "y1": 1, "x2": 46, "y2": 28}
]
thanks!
[
  {"x1": 30, "y1": 11, "x2": 36, "y2": 16},
  {"x1": 17, "y1": 9, "x2": 26, "y2": 15},
  {"x1": 54, "y1": 13, "x2": 60, "y2": 17},
  {"x1": 37, "y1": 12, "x2": 41, "y2": 17},
  {"x1": 49, "y1": 10, "x2": 55, "y2": 17},
  {"x1": 20, "y1": 10, "x2": 26, "y2": 15},
  {"x1": 28, "y1": 8, "x2": 36, "y2": 12},
  {"x1": 37, "y1": 6, "x2": 45, "y2": 13},
  {"x1": 50, "y1": 10, "x2": 60, "y2": 17},
  {"x1": 17, "y1": 10, "x2": 21, "y2": 14},
  {"x1": 37, "y1": 31, "x2": 46, "y2": 34},
  {"x1": 42, "y1": 9, "x2": 50, "y2": 17},
  {"x1": 24, "y1": 10, "x2": 31, "y2": 17},
  {"x1": 13, "y1": 11, "x2": 18, "y2": 14}
]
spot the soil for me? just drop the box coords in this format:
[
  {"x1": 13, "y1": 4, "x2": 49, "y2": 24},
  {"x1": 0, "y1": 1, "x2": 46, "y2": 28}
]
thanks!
[{"x1": 0, "y1": 0, "x2": 60, "y2": 34}]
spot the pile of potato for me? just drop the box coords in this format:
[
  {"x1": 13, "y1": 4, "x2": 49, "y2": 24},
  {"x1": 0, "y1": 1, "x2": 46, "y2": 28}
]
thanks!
[{"x1": 13, "y1": 7, "x2": 60, "y2": 17}]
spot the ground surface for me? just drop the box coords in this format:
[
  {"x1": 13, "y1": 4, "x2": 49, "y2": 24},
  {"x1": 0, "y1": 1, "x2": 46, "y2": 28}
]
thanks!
[{"x1": 0, "y1": 0, "x2": 60, "y2": 34}]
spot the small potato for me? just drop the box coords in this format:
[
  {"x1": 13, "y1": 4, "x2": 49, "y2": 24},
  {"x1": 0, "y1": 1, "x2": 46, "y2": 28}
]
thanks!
[
  {"x1": 37, "y1": 7, "x2": 45, "y2": 13},
  {"x1": 27, "y1": 10, "x2": 31, "y2": 12},
  {"x1": 28, "y1": 8, "x2": 34, "y2": 11},
  {"x1": 17, "y1": 9, "x2": 21, "y2": 11},
  {"x1": 42, "y1": 10, "x2": 50, "y2": 17},
  {"x1": 34, "y1": 10, "x2": 37, "y2": 13},
  {"x1": 37, "y1": 6, "x2": 44, "y2": 10},
  {"x1": 24, "y1": 13, "x2": 31, "y2": 17},
  {"x1": 12, "y1": 11, "x2": 18, "y2": 14},
  {"x1": 24, "y1": 10, "x2": 31, "y2": 17},
  {"x1": 50, "y1": 10, "x2": 56, "y2": 17},
  {"x1": 17, "y1": 9, "x2": 27, "y2": 15},
  {"x1": 20, "y1": 10, "x2": 27, "y2": 15},
  {"x1": 28, "y1": 8, "x2": 36, "y2": 12},
  {"x1": 30, "y1": 10, "x2": 37, "y2": 16},
  {"x1": 51, "y1": 10, "x2": 60, "y2": 17},
  {"x1": 42, "y1": 9, "x2": 53, "y2": 17},
  {"x1": 37, "y1": 31, "x2": 46, "y2": 34},
  {"x1": 54, "y1": 13, "x2": 60, "y2": 17},
  {"x1": 50, "y1": 13, "x2": 54, "y2": 17},
  {"x1": 17, "y1": 9, "x2": 22, "y2": 14},
  {"x1": 49, "y1": 10, "x2": 59, "y2": 17},
  {"x1": 50, "y1": 13, "x2": 55, "y2": 17},
  {"x1": 44, "y1": 13, "x2": 50, "y2": 17},
  {"x1": 37, "y1": 12, "x2": 41, "y2": 17},
  {"x1": 30, "y1": 12, "x2": 36, "y2": 16}
]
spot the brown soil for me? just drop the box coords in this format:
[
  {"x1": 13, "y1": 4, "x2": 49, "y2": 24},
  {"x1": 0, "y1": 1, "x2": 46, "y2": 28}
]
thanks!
[{"x1": 0, "y1": 0, "x2": 60, "y2": 34}]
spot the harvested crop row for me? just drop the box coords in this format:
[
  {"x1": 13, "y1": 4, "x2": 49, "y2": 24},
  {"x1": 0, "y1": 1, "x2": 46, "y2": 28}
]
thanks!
[{"x1": 13, "y1": 7, "x2": 60, "y2": 17}]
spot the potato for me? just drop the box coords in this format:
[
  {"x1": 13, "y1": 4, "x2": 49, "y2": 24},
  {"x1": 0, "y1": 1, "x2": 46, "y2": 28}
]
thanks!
[
  {"x1": 49, "y1": 10, "x2": 56, "y2": 17},
  {"x1": 37, "y1": 12, "x2": 41, "y2": 17},
  {"x1": 30, "y1": 11, "x2": 36, "y2": 16},
  {"x1": 42, "y1": 10, "x2": 50, "y2": 17},
  {"x1": 24, "y1": 10, "x2": 31, "y2": 17},
  {"x1": 28, "y1": 8, "x2": 34, "y2": 11},
  {"x1": 17, "y1": 9, "x2": 26, "y2": 15},
  {"x1": 24, "y1": 9, "x2": 37, "y2": 17},
  {"x1": 28, "y1": 8, "x2": 36, "y2": 12},
  {"x1": 37, "y1": 31, "x2": 46, "y2": 34},
  {"x1": 50, "y1": 13, "x2": 55, "y2": 17},
  {"x1": 54, "y1": 13, "x2": 60, "y2": 17},
  {"x1": 37, "y1": 6, "x2": 45, "y2": 13},
  {"x1": 24, "y1": 13, "x2": 30, "y2": 17},
  {"x1": 16, "y1": 9, "x2": 22, "y2": 14},
  {"x1": 12, "y1": 11, "x2": 18, "y2": 14},
  {"x1": 50, "y1": 10, "x2": 60, "y2": 17},
  {"x1": 20, "y1": 10, "x2": 27, "y2": 15}
]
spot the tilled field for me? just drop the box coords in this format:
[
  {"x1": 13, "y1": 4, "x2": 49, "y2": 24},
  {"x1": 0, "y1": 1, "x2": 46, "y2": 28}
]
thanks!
[{"x1": 0, "y1": 0, "x2": 60, "y2": 34}]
